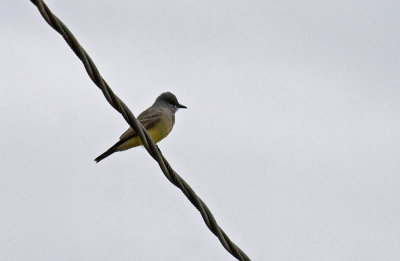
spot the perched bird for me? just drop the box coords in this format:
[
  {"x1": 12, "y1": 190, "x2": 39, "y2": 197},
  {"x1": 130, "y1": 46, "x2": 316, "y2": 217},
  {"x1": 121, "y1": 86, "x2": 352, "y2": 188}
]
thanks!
[{"x1": 95, "y1": 92, "x2": 186, "y2": 162}]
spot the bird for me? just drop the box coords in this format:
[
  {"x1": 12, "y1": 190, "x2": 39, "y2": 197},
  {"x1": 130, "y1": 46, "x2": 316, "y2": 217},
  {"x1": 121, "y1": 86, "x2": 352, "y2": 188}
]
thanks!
[{"x1": 95, "y1": 92, "x2": 186, "y2": 162}]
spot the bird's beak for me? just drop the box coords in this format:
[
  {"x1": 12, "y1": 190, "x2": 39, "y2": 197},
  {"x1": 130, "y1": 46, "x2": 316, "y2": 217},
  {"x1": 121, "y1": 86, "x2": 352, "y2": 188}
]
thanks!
[{"x1": 177, "y1": 103, "x2": 187, "y2": 109}]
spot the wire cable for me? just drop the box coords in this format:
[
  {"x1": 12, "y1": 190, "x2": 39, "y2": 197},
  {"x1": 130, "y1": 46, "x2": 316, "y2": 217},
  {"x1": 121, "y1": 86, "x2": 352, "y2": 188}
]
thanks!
[{"x1": 29, "y1": 1, "x2": 251, "y2": 260}]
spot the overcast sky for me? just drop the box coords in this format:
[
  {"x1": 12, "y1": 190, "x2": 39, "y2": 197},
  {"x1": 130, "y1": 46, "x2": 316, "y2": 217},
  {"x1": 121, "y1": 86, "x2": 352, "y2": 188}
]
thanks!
[{"x1": 1, "y1": 1, "x2": 399, "y2": 260}]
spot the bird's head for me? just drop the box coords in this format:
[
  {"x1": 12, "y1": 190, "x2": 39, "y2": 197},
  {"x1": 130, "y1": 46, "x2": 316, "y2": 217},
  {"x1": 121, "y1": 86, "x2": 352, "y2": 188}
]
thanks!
[{"x1": 155, "y1": 92, "x2": 187, "y2": 113}]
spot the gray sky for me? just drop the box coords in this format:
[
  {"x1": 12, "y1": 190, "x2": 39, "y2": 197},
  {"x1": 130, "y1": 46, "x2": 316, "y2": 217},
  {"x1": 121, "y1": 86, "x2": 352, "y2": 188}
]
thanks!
[{"x1": 1, "y1": 1, "x2": 399, "y2": 260}]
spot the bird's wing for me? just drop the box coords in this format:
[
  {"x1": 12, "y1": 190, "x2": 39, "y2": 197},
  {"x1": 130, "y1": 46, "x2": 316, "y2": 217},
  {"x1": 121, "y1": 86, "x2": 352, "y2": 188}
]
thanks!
[{"x1": 119, "y1": 107, "x2": 164, "y2": 141}]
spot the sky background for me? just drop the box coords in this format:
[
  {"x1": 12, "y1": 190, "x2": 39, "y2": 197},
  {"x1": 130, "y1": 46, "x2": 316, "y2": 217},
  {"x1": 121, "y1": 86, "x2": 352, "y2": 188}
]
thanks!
[{"x1": 1, "y1": 1, "x2": 399, "y2": 260}]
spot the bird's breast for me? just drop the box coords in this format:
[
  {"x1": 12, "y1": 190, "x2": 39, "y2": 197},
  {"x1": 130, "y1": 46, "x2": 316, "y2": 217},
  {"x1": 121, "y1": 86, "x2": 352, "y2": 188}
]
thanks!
[{"x1": 147, "y1": 114, "x2": 173, "y2": 143}]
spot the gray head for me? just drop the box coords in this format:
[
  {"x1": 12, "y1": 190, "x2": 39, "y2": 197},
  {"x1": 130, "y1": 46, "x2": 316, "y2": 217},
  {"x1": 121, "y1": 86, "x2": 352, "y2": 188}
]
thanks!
[{"x1": 154, "y1": 92, "x2": 187, "y2": 113}]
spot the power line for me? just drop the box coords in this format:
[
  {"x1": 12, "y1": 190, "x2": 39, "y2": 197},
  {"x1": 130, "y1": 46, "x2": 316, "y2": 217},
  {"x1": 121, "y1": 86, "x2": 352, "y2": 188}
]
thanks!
[{"x1": 29, "y1": 1, "x2": 251, "y2": 260}]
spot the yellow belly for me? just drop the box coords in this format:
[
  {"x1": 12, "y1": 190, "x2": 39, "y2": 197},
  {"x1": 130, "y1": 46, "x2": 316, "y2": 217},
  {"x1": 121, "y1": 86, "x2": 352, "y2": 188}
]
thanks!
[{"x1": 116, "y1": 118, "x2": 171, "y2": 151}]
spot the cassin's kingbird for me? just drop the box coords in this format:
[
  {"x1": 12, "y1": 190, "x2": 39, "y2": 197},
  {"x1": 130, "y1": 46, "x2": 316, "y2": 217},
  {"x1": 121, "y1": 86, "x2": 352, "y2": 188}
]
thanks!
[{"x1": 95, "y1": 92, "x2": 186, "y2": 162}]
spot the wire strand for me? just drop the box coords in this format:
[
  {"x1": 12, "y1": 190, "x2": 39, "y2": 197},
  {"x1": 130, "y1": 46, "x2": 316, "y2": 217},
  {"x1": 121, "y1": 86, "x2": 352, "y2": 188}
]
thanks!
[{"x1": 29, "y1": 1, "x2": 251, "y2": 260}]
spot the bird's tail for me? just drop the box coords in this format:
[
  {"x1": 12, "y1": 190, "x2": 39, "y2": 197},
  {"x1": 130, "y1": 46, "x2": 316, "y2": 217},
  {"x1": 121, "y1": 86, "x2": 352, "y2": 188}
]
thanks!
[{"x1": 94, "y1": 149, "x2": 116, "y2": 163}]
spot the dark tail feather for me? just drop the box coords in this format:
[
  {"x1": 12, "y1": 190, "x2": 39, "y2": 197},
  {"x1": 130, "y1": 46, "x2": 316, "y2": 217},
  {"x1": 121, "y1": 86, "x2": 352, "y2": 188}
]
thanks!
[
  {"x1": 95, "y1": 139, "x2": 128, "y2": 163},
  {"x1": 94, "y1": 149, "x2": 116, "y2": 163}
]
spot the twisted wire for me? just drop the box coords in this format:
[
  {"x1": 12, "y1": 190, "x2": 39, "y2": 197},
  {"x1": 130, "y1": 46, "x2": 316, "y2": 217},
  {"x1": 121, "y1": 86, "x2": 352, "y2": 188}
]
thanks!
[{"x1": 29, "y1": 1, "x2": 251, "y2": 260}]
